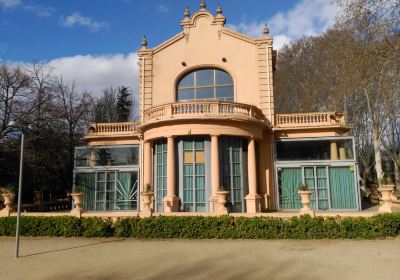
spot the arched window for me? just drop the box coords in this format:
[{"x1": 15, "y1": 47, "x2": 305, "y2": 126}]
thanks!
[{"x1": 177, "y1": 69, "x2": 234, "y2": 102}]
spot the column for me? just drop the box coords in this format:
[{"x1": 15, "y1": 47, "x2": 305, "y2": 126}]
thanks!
[
  {"x1": 143, "y1": 141, "x2": 152, "y2": 189},
  {"x1": 163, "y1": 136, "x2": 180, "y2": 212},
  {"x1": 338, "y1": 145, "x2": 346, "y2": 160},
  {"x1": 245, "y1": 137, "x2": 261, "y2": 213},
  {"x1": 330, "y1": 141, "x2": 338, "y2": 160},
  {"x1": 210, "y1": 134, "x2": 219, "y2": 212}
]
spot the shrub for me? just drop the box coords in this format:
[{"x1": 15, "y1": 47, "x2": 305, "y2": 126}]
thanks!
[{"x1": 1, "y1": 214, "x2": 400, "y2": 239}]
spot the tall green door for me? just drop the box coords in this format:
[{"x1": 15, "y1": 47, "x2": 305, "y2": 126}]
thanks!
[{"x1": 329, "y1": 167, "x2": 357, "y2": 209}]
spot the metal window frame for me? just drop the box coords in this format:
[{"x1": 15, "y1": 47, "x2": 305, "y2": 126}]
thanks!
[
  {"x1": 177, "y1": 69, "x2": 234, "y2": 101},
  {"x1": 74, "y1": 145, "x2": 140, "y2": 168},
  {"x1": 275, "y1": 136, "x2": 357, "y2": 162},
  {"x1": 275, "y1": 163, "x2": 360, "y2": 211}
]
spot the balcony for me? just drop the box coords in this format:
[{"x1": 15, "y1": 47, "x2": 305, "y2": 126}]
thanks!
[
  {"x1": 274, "y1": 112, "x2": 345, "y2": 128},
  {"x1": 86, "y1": 122, "x2": 139, "y2": 137},
  {"x1": 143, "y1": 101, "x2": 265, "y2": 124}
]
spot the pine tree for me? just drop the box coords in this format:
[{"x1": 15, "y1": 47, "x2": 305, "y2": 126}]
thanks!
[{"x1": 116, "y1": 86, "x2": 132, "y2": 122}]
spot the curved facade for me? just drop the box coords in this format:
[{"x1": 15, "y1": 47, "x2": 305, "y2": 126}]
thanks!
[{"x1": 76, "y1": 2, "x2": 361, "y2": 214}]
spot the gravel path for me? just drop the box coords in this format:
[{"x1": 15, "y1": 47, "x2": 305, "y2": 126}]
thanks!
[{"x1": 0, "y1": 237, "x2": 399, "y2": 280}]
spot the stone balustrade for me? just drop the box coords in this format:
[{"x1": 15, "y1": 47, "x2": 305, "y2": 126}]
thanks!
[
  {"x1": 274, "y1": 112, "x2": 345, "y2": 128},
  {"x1": 87, "y1": 122, "x2": 139, "y2": 136},
  {"x1": 144, "y1": 101, "x2": 265, "y2": 123}
]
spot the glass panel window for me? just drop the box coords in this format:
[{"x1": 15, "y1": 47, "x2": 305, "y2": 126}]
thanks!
[
  {"x1": 182, "y1": 138, "x2": 206, "y2": 212},
  {"x1": 276, "y1": 138, "x2": 354, "y2": 161},
  {"x1": 177, "y1": 89, "x2": 195, "y2": 101},
  {"x1": 197, "y1": 88, "x2": 214, "y2": 99},
  {"x1": 74, "y1": 146, "x2": 139, "y2": 167},
  {"x1": 76, "y1": 171, "x2": 138, "y2": 211},
  {"x1": 196, "y1": 69, "x2": 214, "y2": 86},
  {"x1": 177, "y1": 69, "x2": 234, "y2": 102},
  {"x1": 179, "y1": 72, "x2": 195, "y2": 87},
  {"x1": 221, "y1": 137, "x2": 246, "y2": 213},
  {"x1": 195, "y1": 151, "x2": 205, "y2": 163},
  {"x1": 216, "y1": 87, "x2": 234, "y2": 99},
  {"x1": 216, "y1": 70, "x2": 233, "y2": 84},
  {"x1": 154, "y1": 141, "x2": 167, "y2": 212}
]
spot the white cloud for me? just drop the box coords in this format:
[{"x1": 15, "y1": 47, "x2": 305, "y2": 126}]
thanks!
[
  {"x1": 23, "y1": 5, "x2": 55, "y2": 17},
  {"x1": 0, "y1": 0, "x2": 21, "y2": 9},
  {"x1": 227, "y1": 0, "x2": 339, "y2": 49},
  {"x1": 60, "y1": 12, "x2": 110, "y2": 32},
  {"x1": 156, "y1": 4, "x2": 169, "y2": 14},
  {"x1": 47, "y1": 52, "x2": 138, "y2": 95},
  {"x1": 0, "y1": 0, "x2": 54, "y2": 17}
]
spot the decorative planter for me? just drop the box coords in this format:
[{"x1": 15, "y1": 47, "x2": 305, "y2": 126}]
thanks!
[
  {"x1": 0, "y1": 193, "x2": 15, "y2": 216},
  {"x1": 33, "y1": 191, "x2": 42, "y2": 207},
  {"x1": 140, "y1": 191, "x2": 154, "y2": 217},
  {"x1": 298, "y1": 190, "x2": 314, "y2": 216},
  {"x1": 378, "y1": 185, "x2": 395, "y2": 213},
  {"x1": 215, "y1": 190, "x2": 229, "y2": 215},
  {"x1": 71, "y1": 192, "x2": 85, "y2": 217}
]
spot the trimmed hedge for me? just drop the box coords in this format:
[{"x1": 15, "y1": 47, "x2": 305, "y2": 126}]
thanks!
[{"x1": 1, "y1": 214, "x2": 400, "y2": 239}]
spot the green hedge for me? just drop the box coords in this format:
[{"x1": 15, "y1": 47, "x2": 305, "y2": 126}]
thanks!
[{"x1": 1, "y1": 214, "x2": 400, "y2": 239}]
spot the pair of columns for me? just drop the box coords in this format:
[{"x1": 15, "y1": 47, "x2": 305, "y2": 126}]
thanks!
[
  {"x1": 143, "y1": 135, "x2": 261, "y2": 213},
  {"x1": 143, "y1": 136, "x2": 179, "y2": 212},
  {"x1": 330, "y1": 141, "x2": 346, "y2": 160}
]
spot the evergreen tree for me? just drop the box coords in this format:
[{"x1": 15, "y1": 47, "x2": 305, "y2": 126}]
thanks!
[{"x1": 116, "y1": 86, "x2": 132, "y2": 122}]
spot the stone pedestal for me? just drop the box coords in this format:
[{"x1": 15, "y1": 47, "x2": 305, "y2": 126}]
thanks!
[
  {"x1": 33, "y1": 191, "x2": 42, "y2": 207},
  {"x1": 209, "y1": 195, "x2": 218, "y2": 213},
  {"x1": 245, "y1": 194, "x2": 261, "y2": 213},
  {"x1": 378, "y1": 186, "x2": 395, "y2": 213},
  {"x1": 71, "y1": 192, "x2": 85, "y2": 218},
  {"x1": 215, "y1": 190, "x2": 229, "y2": 215},
  {"x1": 298, "y1": 191, "x2": 315, "y2": 216},
  {"x1": 0, "y1": 193, "x2": 15, "y2": 217},
  {"x1": 140, "y1": 191, "x2": 154, "y2": 217},
  {"x1": 163, "y1": 195, "x2": 180, "y2": 212}
]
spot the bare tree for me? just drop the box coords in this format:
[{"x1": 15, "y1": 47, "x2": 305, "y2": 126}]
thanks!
[{"x1": 0, "y1": 64, "x2": 30, "y2": 131}]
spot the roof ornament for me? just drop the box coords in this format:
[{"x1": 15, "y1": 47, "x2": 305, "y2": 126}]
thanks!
[
  {"x1": 216, "y1": 3, "x2": 222, "y2": 15},
  {"x1": 141, "y1": 35, "x2": 147, "y2": 48},
  {"x1": 200, "y1": 0, "x2": 206, "y2": 10},
  {"x1": 263, "y1": 23, "x2": 270, "y2": 36},
  {"x1": 184, "y1": 5, "x2": 190, "y2": 18}
]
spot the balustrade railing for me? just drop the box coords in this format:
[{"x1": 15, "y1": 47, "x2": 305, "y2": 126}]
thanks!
[
  {"x1": 87, "y1": 122, "x2": 139, "y2": 136},
  {"x1": 274, "y1": 112, "x2": 345, "y2": 128},
  {"x1": 144, "y1": 101, "x2": 264, "y2": 123}
]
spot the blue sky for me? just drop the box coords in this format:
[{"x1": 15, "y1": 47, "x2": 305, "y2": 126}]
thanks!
[{"x1": 0, "y1": 0, "x2": 338, "y2": 94}]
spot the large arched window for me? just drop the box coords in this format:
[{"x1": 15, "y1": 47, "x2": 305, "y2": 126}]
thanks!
[{"x1": 177, "y1": 69, "x2": 234, "y2": 102}]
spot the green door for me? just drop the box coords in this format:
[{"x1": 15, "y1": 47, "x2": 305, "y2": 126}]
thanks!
[
  {"x1": 278, "y1": 168, "x2": 302, "y2": 209},
  {"x1": 329, "y1": 167, "x2": 357, "y2": 209}
]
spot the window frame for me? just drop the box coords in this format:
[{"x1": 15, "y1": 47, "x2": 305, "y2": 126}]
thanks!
[{"x1": 176, "y1": 68, "x2": 234, "y2": 102}]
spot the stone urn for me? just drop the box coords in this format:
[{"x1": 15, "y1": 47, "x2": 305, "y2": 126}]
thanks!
[
  {"x1": 378, "y1": 185, "x2": 395, "y2": 213},
  {"x1": 0, "y1": 193, "x2": 15, "y2": 216},
  {"x1": 33, "y1": 191, "x2": 42, "y2": 207},
  {"x1": 140, "y1": 191, "x2": 154, "y2": 217},
  {"x1": 215, "y1": 190, "x2": 229, "y2": 215},
  {"x1": 298, "y1": 190, "x2": 314, "y2": 216},
  {"x1": 71, "y1": 192, "x2": 85, "y2": 217}
]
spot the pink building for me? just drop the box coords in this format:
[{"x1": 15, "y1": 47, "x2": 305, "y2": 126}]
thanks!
[{"x1": 74, "y1": 2, "x2": 360, "y2": 214}]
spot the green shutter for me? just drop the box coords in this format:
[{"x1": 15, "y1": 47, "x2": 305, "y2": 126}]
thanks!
[
  {"x1": 279, "y1": 168, "x2": 302, "y2": 209},
  {"x1": 329, "y1": 167, "x2": 357, "y2": 209}
]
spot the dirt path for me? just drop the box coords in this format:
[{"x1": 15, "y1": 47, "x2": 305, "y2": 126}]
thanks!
[{"x1": 0, "y1": 237, "x2": 399, "y2": 280}]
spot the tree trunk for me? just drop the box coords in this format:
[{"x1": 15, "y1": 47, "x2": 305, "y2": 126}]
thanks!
[
  {"x1": 394, "y1": 161, "x2": 400, "y2": 191},
  {"x1": 372, "y1": 133, "x2": 383, "y2": 181}
]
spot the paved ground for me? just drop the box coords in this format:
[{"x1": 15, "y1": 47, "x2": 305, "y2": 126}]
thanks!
[{"x1": 0, "y1": 237, "x2": 399, "y2": 280}]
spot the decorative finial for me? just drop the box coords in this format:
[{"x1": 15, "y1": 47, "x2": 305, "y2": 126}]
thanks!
[
  {"x1": 263, "y1": 23, "x2": 270, "y2": 35},
  {"x1": 216, "y1": 3, "x2": 222, "y2": 15},
  {"x1": 200, "y1": 0, "x2": 206, "y2": 10},
  {"x1": 141, "y1": 35, "x2": 147, "y2": 48},
  {"x1": 184, "y1": 5, "x2": 190, "y2": 18}
]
